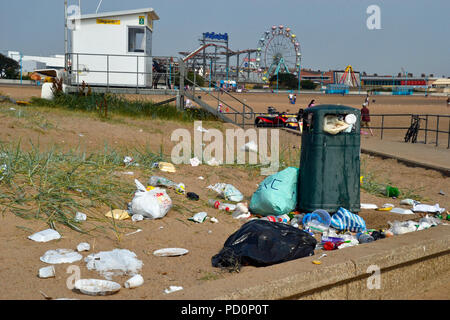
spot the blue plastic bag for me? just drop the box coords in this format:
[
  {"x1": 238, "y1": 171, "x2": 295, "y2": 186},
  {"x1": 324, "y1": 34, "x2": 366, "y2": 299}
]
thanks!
[
  {"x1": 249, "y1": 167, "x2": 299, "y2": 216},
  {"x1": 330, "y1": 207, "x2": 366, "y2": 232}
]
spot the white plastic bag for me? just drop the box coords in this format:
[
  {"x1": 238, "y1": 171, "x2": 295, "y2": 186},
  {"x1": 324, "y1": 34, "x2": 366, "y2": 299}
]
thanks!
[
  {"x1": 208, "y1": 183, "x2": 243, "y2": 202},
  {"x1": 131, "y1": 179, "x2": 172, "y2": 219}
]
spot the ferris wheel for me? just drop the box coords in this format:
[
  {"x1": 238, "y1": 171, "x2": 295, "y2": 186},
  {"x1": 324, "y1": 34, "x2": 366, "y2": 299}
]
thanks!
[{"x1": 255, "y1": 25, "x2": 302, "y2": 82}]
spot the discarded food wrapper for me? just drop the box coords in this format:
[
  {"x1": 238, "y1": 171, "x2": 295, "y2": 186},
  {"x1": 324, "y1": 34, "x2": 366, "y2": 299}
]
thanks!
[
  {"x1": 189, "y1": 212, "x2": 208, "y2": 223},
  {"x1": 85, "y1": 249, "x2": 143, "y2": 280},
  {"x1": 105, "y1": 209, "x2": 130, "y2": 220},
  {"x1": 40, "y1": 249, "x2": 83, "y2": 264},
  {"x1": 74, "y1": 279, "x2": 121, "y2": 296},
  {"x1": 153, "y1": 248, "x2": 189, "y2": 257},
  {"x1": 158, "y1": 162, "x2": 176, "y2": 173},
  {"x1": 412, "y1": 203, "x2": 445, "y2": 214},
  {"x1": 240, "y1": 141, "x2": 258, "y2": 153},
  {"x1": 389, "y1": 207, "x2": 414, "y2": 215},
  {"x1": 28, "y1": 229, "x2": 62, "y2": 242},
  {"x1": 124, "y1": 274, "x2": 144, "y2": 289},
  {"x1": 38, "y1": 266, "x2": 56, "y2": 278},
  {"x1": 75, "y1": 212, "x2": 87, "y2": 221},
  {"x1": 77, "y1": 242, "x2": 91, "y2": 252},
  {"x1": 190, "y1": 157, "x2": 200, "y2": 167}
]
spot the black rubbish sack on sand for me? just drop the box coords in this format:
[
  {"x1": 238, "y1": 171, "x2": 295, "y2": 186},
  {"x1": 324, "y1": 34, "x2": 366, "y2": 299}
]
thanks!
[{"x1": 212, "y1": 219, "x2": 317, "y2": 271}]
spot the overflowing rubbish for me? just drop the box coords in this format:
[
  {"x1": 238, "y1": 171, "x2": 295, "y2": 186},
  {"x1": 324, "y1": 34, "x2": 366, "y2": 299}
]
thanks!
[
  {"x1": 153, "y1": 248, "x2": 189, "y2": 257},
  {"x1": 249, "y1": 167, "x2": 299, "y2": 216},
  {"x1": 124, "y1": 274, "x2": 144, "y2": 289},
  {"x1": 40, "y1": 249, "x2": 83, "y2": 264},
  {"x1": 38, "y1": 266, "x2": 56, "y2": 279},
  {"x1": 212, "y1": 220, "x2": 317, "y2": 271},
  {"x1": 302, "y1": 209, "x2": 332, "y2": 233},
  {"x1": 164, "y1": 286, "x2": 183, "y2": 294},
  {"x1": 323, "y1": 115, "x2": 350, "y2": 135},
  {"x1": 131, "y1": 179, "x2": 172, "y2": 219},
  {"x1": 208, "y1": 199, "x2": 236, "y2": 212},
  {"x1": 74, "y1": 279, "x2": 121, "y2": 296},
  {"x1": 105, "y1": 209, "x2": 130, "y2": 220},
  {"x1": 330, "y1": 207, "x2": 366, "y2": 233},
  {"x1": 85, "y1": 249, "x2": 143, "y2": 280},
  {"x1": 189, "y1": 212, "x2": 208, "y2": 223},
  {"x1": 28, "y1": 229, "x2": 61, "y2": 242},
  {"x1": 357, "y1": 232, "x2": 375, "y2": 244},
  {"x1": 208, "y1": 183, "x2": 243, "y2": 202},
  {"x1": 77, "y1": 242, "x2": 90, "y2": 252}
]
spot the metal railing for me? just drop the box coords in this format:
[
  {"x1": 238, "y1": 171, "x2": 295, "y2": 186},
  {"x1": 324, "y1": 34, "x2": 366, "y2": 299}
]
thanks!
[{"x1": 65, "y1": 52, "x2": 180, "y2": 93}]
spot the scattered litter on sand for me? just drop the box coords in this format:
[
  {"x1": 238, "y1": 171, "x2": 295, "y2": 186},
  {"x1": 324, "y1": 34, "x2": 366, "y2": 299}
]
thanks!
[
  {"x1": 40, "y1": 249, "x2": 83, "y2": 264},
  {"x1": 74, "y1": 279, "x2": 121, "y2": 296},
  {"x1": 85, "y1": 249, "x2": 143, "y2": 280},
  {"x1": 28, "y1": 229, "x2": 61, "y2": 242},
  {"x1": 164, "y1": 285, "x2": 183, "y2": 294}
]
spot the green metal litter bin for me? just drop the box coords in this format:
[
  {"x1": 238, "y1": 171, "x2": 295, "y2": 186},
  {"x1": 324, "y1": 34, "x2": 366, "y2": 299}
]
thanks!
[{"x1": 298, "y1": 105, "x2": 361, "y2": 213}]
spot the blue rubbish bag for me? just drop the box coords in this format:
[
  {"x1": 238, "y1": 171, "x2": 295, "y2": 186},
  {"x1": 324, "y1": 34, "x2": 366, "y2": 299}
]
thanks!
[{"x1": 249, "y1": 167, "x2": 299, "y2": 216}]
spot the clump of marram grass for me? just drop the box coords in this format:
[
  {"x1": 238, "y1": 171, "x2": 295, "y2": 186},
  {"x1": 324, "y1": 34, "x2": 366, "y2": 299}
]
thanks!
[
  {"x1": 30, "y1": 92, "x2": 218, "y2": 122},
  {"x1": 0, "y1": 141, "x2": 167, "y2": 233}
]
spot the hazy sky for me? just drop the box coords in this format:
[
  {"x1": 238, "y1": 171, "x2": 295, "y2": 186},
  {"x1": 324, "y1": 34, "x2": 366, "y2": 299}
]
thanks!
[{"x1": 1, "y1": 0, "x2": 449, "y2": 76}]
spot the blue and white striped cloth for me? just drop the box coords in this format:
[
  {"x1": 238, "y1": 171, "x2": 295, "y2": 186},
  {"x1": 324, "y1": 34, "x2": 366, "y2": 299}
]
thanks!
[{"x1": 330, "y1": 207, "x2": 366, "y2": 232}]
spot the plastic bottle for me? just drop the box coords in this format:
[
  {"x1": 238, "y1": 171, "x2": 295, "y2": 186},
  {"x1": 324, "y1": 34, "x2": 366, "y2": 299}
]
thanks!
[
  {"x1": 208, "y1": 199, "x2": 236, "y2": 212},
  {"x1": 357, "y1": 232, "x2": 374, "y2": 244},
  {"x1": 260, "y1": 216, "x2": 277, "y2": 222}
]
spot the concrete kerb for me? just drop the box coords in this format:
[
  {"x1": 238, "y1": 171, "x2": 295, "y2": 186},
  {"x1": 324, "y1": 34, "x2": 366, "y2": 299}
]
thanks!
[{"x1": 161, "y1": 226, "x2": 450, "y2": 300}]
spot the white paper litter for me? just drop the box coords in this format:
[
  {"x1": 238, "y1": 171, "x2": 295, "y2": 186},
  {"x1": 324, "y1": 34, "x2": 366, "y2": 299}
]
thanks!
[
  {"x1": 85, "y1": 249, "x2": 143, "y2": 280},
  {"x1": 360, "y1": 203, "x2": 378, "y2": 210},
  {"x1": 413, "y1": 203, "x2": 445, "y2": 214},
  {"x1": 74, "y1": 279, "x2": 121, "y2": 296},
  {"x1": 28, "y1": 229, "x2": 61, "y2": 242},
  {"x1": 190, "y1": 157, "x2": 200, "y2": 167},
  {"x1": 77, "y1": 242, "x2": 91, "y2": 252},
  {"x1": 390, "y1": 207, "x2": 414, "y2": 215},
  {"x1": 75, "y1": 212, "x2": 87, "y2": 221},
  {"x1": 164, "y1": 286, "x2": 183, "y2": 294},
  {"x1": 40, "y1": 249, "x2": 83, "y2": 264}
]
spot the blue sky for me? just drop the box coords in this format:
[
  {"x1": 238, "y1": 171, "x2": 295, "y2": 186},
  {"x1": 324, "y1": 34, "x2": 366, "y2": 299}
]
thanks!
[{"x1": 1, "y1": 0, "x2": 449, "y2": 76}]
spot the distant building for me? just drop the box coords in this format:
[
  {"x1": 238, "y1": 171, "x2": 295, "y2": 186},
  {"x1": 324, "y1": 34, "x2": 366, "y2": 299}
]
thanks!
[
  {"x1": 7, "y1": 51, "x2": 64, "y2": 73},
  {"x1": 361, "y1": 75, "x2": 431, "y2": 88}
]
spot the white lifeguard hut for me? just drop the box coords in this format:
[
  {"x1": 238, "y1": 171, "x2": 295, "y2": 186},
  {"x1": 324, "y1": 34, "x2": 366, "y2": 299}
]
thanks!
[{"x1": 69, "y1": 8, "x2": 159, "y2": 87}]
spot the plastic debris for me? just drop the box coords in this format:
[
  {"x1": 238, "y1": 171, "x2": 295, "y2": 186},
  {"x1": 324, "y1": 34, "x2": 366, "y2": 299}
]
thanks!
[
  {"x1": 123, "y1": 156, "x2": 134, "y2": 166},
  {"x1": 190, "y1": 157, "x2": 200, "y2": 167},
  {"x1": 400, "y1": 199, "x2": 416, "y2": 206},
  {"x1": 125, "y1": 229, "x2": 142, "y2": 236},
  {"x1": 85, "y1": 249, "x2": 143, "y2": 280},
  {"x1": 132, "y1": 214, "x2": 144, "y2": 222},
  {"x1": 28, "y1": 229, "x2": 61, "y2": 242},
  {"x1": 131, "y1": 179, "x2": 172, "y2": 219},
  {"x1": 390, "y1": 207, "x2": 414, "y2": 215},
  {"x1": 323, "y1": 115, "x2": 350, "y2": 135},
  {"x1": 413, "y1": 203, "x2": 445, "y2": 214},
  {"x1": 74, "y1": 279, "x2": 121, "y2": 296},
  {"x1": 360, "y1": 203, "x2": 378, "y2": 210},
  {"x1": 188, "y1": 212, "x2": 208, "y2": 223},
  {"x1": 105, "y1": 209, "x2": 130, "y2": 220},
  {"x1": 198, "y1": 176, "x2": 204, "y2": 180},
  {"x1": 232, "y1": 203, "x2": 251, "y2": 219},
  {"x1": 77, "y1": 242, "x2": 91, "y2": 252},
  {"x1": 40, "y1": 249, "x2": 83, "y2": 264},
  {"x1": 206, "y1": 158, "x2": 221, "y2": 166},
  {"x1": 210, "y1": 217, "x2": 219, "y2": 223},
  {"x1": 153, "y1": 248, "x2": 189, "y2": 257},
  {"x1": 75, "y1": 212, "x2": 87, "y2": 221},
  {"x1": 208, "y1": 183, "x2": 244, "y2": 202},
  {"x1": 148, "y1": 176, "x2": 185, "y2": 194},
  {"x1": 124, "y1": 274, "x2": 144, "y2": 289},
  {"x1": 388, "y1": 220, "x2": 418, "y2": 235},
  {"x1": 38, "y1": 266, "x2": 56, "y2": 278},
  {"x1": 164, "y1": 286, "x2": 183, "y2": 294}
]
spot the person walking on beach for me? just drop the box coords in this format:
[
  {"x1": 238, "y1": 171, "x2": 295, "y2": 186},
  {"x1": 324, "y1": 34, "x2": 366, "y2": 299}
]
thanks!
[
  {"x1": 289, "y1": 92, "x2": 293, "y2": 104},
  {"x1": 293, "y1": 94, "x2": 297, "y2": 104},
  {"x1": 361, "y1": 103, "x2": 374, "y2": 136}
]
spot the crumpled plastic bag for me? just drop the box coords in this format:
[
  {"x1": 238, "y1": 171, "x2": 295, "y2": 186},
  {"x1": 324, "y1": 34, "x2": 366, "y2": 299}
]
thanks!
[
  {"x1": 387, "y1": 220, "x2": 418, "y2": 235},
  {"x1": 208, "y1": 183, "x2": 243, "y2": 202},
  {"x1": 212, "y1": 219, "x2": 317, "y2": 271},
  {"x1": 130, "y1": 179, "x2": 172, "y2": 219},
  {"x1": 412, "y1": 203, "x2": 445, "y2": 214},
  {"x1": 323, "y1": 115, "x2": 350, "y2": 135}
]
